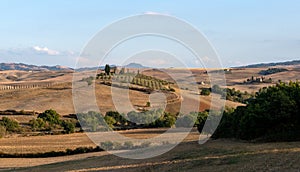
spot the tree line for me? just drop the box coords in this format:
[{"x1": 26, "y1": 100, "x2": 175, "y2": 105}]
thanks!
[
  {"x1": 77, "y1": 109, "x2": 209, "y2": 132},
  {"x1": 211, "y1": 81, "x2": 300, "y2": 141}
]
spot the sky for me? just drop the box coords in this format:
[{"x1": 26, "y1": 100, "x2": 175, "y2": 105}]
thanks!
[{"x1": 0, "y1": 0, "x2": 300, "y2": 68}]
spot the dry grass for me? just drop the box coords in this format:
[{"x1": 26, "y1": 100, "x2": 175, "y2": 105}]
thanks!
[
  {"x1": 3, "y1": 139, "x2": 300, "y2": 171},
  {"x1": 0, "y1": 128, "x2": 200, "y2": 154}
]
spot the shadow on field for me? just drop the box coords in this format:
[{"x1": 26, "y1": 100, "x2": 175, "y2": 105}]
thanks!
[{"x1": 6, "y1": 140, "x2": 300, "y2": 172}]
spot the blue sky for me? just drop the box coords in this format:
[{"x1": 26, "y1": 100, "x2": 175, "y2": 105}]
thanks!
[{"x1": 0, "y1": 0, "x2": 300, "y2": 68}]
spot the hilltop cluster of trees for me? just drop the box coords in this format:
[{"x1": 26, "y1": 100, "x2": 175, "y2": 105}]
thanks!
[
  {"x1": 96, "y1": 69, "x2": 174, "y2": 92},
  {"x1": 259, "y1": 68, "x2": 288, "y2": 75},
  {"x1": 212, "y1": 81, "x2": 300, "y2": 141}
]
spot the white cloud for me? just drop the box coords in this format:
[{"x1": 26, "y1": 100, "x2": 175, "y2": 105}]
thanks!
[
  {"x1": 32, "y1": 46, "x2": 60, "y2": 55},
  {"x1": 143, "y1": 11, "x2": 171, "y2": 16}
]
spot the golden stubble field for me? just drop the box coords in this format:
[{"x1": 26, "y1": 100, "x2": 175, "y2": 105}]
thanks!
[
  {"x1": 0, "y1": 128, "x2": 200, "y2": 168},
  {"x1": 3, "y1": 137, "x2": 300, "y2": 171}
]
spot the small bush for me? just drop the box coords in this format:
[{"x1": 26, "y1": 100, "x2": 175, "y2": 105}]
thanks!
[
  {"x1": 77, "y1": 111, "x2": 106, "y2": 132},
  {"x1": 38, "y1": 109, "x2": 61, "y2": 126},
  {"x1": 175, "y1": 113, "x2": 197, "y2": 128},
  {"x1": 140, "y1": 142, "x2": 151, "y2": 148},
  {"x1": 146, "y1": 101, "x2": 151, "y2": 107},
  {"x1": 113, "y1": 142, "x2": 123, "y2": 150},
  {"x1": 62, "y1": 120, "x2": 75, "y2": 134},
  {"x1": 200, "y1": 88, "x2": 211, "y2": 96},
  {"x1": 29, "y1": 118, "x2": 46, "y2": 131},
  {"x1": 105, "y1": 111, "x2": 127, "y2": 126},
  {"x1": 169, "y1": 87, "x2": 175, "y2": 92},
  {"x1": 123, "y1": 141, "x2": 134, "y2": 149},
  {"x1": 104, "y1": 116, "x2": 116, "y2": 128},
  {"x1": 0, "y1": 117, "x2": 19, "y2": 132},
  {"x1": 100, "y1": 141, "x2": 114, "y2": 150}
]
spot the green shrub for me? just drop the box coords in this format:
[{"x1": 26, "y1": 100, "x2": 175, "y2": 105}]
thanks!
[
  {"x1": 153, "y1": 112, "x2": 176, "y2": 128},
  {"x1": 62, "y1": 120, "x2": 75, "y2": 134},
  {"x1": 100, "y1": 141, "x2": 114, "y2": 150},
  {"x1": 123, "y1": 141, "x2": 134, "y2": 149},
  {"x1": 29, "y1": 118, "x2": 46, "y2": 131},
  {"x1": 127, "y1": 110, "x2": 161, "y2": 125},
  {"x1": 113, "y1": 142, "x2": 122, "y2": 150},
  {"x1": 140, "y1": 141, "x2": 151, "y2": 148},
  {"x1": 175, "y1": 114, "x2": 197, "y2": 128},
  {"x1": 105, "y1": 111, "x2": 127, "y2": 126},
  {"x1": 196, "y1": 111, "x2": 209, "y2": 132},
  {"x1": 38, "y1": 109, "x2": 61, "y2": 126},
  {"x1": 169, "y1": 87, "x2": 175, "y2": 92},
  {"x1": 104, "y1": 116, "x2": 116, "y2": 128},
  {"x1": 0, "y1": 117, "x2": 19, "y2": 132},
  {"x1": 146, "y1": 101, "x2": 151, "y2": 107},
  {"x1": 77, "y1": 111, "x2": 106, "y2": 132},
  {"x1": 200, "y1": 88, "x2": 211, "y2": 96}
]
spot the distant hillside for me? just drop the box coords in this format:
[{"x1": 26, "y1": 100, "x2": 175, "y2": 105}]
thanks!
[
  {"x1": 124, "y1": 63, "x2": 148, "y2": 68},
  {"x1": 0, "y1": 63, "x2": 73, "y2": 71},
  {"x1": 237, "y1": 60, "x2": 300, "y2": 68},
  {"x1": 75, "y1": 63, "x2": 147, "y2": 71},
  {"x1": 75, "y1": 65, "x2": 117, "y2": 72}
]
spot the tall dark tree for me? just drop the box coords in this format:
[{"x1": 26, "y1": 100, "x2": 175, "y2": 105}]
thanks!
[{"x1": 104, "y1": 64, "x2": 110, "y2": 75}]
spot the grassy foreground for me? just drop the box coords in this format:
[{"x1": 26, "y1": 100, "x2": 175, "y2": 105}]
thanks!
[{"x1": 3, "y1": 139, "x2": 300, "y2": 172}]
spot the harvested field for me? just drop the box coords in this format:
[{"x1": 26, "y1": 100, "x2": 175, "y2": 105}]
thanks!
[
  {"x1": 3, "y1": 139, "x2": 300, "y2": 171},
  {"x1": 0, "y1": 128, "x2": 200, "y2": 154}
]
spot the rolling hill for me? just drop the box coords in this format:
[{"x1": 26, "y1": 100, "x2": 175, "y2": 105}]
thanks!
[
  {"x1": 0, "y1": 63, "x2": 73, "y2": 71},
  {"x1": 236, "y1": 60, "x2": 300, "y2": 68}
]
